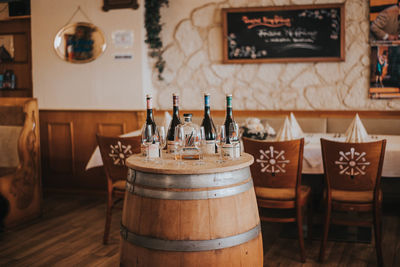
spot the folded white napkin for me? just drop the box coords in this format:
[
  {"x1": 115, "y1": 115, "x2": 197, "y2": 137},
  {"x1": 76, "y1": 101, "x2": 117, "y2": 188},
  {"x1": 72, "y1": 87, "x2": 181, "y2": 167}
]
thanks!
[
  {"x1": 275, "y1": 116, "x2": 294, "y2": 141},
  {"x1": 290, "y1": 112, "x2": 304, "y2": 138},
  {"x1": 264, "y1": 122, "x2": 276, "y2": 136},
  {"x1": 345, "y1": 114, "x2": 370, "y2": 143}
]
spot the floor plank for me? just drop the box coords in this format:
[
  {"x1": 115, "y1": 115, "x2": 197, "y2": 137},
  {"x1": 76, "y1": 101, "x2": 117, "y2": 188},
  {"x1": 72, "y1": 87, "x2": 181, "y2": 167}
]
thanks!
[{"x1": 0, "y1": 193, "x2": 399, "y2": 266}]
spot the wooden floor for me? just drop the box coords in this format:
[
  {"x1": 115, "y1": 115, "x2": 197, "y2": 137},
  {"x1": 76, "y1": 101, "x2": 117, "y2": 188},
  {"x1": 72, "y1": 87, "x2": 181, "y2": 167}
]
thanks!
[{"x1": 0, "y1": 193, "x2": 399, "y2": 267}]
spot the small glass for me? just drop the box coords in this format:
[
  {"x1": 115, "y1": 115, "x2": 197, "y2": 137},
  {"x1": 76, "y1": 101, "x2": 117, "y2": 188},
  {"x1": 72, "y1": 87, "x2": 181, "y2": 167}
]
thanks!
[
  {"x1": 229, "y1": 122, "x2": 240, "y2": 159},
  {"x1": 174, "y1": 125, "x2": 185, "y2": 165},
  {"x1": 216, "y1": 125, "x2": 226, "y2": 163},
  {"x1": 156, "y1": 126, "x2": 166, "y2": 163},
  {"x1": 141, "y1": 124, "x2": 155, "y2": 162},
  {"x1": 195, "y1": 126, "x2": 206, "y2": 165}
]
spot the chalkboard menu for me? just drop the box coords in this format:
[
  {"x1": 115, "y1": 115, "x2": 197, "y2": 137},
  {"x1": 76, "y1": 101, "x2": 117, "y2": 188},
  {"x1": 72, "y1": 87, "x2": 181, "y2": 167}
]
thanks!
[{"x1": 222, "y1": 4, "x2": 345, "y2": 63}]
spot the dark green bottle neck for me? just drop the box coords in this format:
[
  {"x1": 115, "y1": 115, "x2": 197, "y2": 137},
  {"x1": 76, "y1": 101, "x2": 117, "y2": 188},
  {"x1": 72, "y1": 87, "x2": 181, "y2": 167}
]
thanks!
[
  {"x1": 146, "y1": 109, "x2": 154, "y2": 122},
  {"x1": 226, "y1": 107, "x2": 233, "y2": 118},
  {"x1": 173, "y1": 106, "x2": 179, "y2": 117},
  {"x1": 204, "y1": 105, "x2": 211, "y2": 116}
]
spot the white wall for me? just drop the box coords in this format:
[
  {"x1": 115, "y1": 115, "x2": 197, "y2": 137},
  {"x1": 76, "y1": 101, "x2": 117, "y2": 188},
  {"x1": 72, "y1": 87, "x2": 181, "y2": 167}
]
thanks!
[{"x1": 31, "y1": 0, "x2": 149, "y2": 110}]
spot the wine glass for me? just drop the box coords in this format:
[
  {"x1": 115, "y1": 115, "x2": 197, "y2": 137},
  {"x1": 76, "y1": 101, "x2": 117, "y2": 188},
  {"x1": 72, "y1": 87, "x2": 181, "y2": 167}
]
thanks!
[
  {"x1": 174, "y1": 125, "x2": 185, "y2": 165},
  {"x1": 216, "y1": 125, "x2": 226, "y2": 163},
  {"x1": 156, "y1": 126, "x2": 166, "y2": 163},
  {"x1": 229, "y1": 122, "x2": 240, "y2": 158},
  {"x1": 195, "y1": 126, "x2": 206, "y2": 165},
  {"x1": 141, "y1": 124, "x2": 155, "y2": 162}
]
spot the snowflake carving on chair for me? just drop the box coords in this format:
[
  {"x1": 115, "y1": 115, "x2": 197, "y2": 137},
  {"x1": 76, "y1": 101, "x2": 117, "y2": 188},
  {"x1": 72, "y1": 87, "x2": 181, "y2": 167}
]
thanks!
[
  {"x1": 108, "y1": 141, "x2": 133, "y2": 166},
  {"x1": 335, "y1": 148, "x2": 370, "y2": 176},
  {"x1": 256, "y1": 146, "x2": 290, "y2": 174}
]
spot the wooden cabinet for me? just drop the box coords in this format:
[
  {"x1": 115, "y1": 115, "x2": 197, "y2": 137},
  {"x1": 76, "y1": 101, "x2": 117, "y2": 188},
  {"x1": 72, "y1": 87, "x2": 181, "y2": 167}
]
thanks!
[{"x1": 0, "y1": 17, "x2": 32, "y2": 98}]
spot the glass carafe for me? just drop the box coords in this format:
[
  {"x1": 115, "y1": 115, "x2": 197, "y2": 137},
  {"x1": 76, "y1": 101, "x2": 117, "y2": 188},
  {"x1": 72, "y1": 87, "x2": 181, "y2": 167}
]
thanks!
[{"x1": 179, "y1": 113, "x2": 201, "y2": 160}]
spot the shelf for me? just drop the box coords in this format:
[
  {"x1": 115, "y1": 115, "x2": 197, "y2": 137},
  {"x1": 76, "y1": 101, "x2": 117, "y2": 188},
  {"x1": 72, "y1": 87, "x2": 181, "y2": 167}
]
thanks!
[
  {"x1": 1, "y1": 61, "x2": 29, "y2": 65},
  {"x1": 0, "y1": 89, "x2": 31, "y2": 97}
]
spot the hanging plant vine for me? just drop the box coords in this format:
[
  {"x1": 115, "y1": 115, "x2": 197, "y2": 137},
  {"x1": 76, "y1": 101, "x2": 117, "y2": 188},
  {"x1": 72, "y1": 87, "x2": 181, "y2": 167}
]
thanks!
[{"x1": 145, "y1": 0, "x2": 169, "y2": 80}]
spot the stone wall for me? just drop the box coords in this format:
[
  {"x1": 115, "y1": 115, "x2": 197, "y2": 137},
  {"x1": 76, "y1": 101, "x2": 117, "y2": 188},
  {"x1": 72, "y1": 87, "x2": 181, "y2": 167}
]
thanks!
[{"x1": 151, "y1": 0, "x2": 400, "y2": 110}]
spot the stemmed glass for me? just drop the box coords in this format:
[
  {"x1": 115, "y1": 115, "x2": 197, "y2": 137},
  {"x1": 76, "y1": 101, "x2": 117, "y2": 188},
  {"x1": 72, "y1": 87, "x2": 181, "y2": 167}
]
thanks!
[
  {"x1": 141, "y1": 124, "x2": 155, "y2": 162},
  {"x1": 174, "y1": 125, "x2": 185, "y2": 165},
  {"x1": 216, "y1": 125, "x2": 226, "y2": 163},
  {"x1": 156, "y1": 126, "x2": 166, "y2": 163},
  {"x1": 195, "y1": 126, "x2": 206, "y2": 165},
  {"x1": 229, "y1": 122, "x2": 240, "y2": 158}
]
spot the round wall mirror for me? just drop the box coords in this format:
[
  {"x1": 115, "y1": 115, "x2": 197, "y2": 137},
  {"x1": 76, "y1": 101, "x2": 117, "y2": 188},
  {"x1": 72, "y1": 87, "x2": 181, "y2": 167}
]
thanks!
[{"x1": 54, "y1": 22, "x2": 106, "y2": 63}]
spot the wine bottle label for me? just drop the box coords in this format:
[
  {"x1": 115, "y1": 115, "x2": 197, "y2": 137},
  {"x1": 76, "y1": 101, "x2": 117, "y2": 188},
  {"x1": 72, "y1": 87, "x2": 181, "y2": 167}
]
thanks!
[
  {"x1": 141, "y1": 143, "x2": 159, "y2": 158},
  {"x1": 222, "y1": 143, "x2": 240, "y2": 159},
  {"x1": 167, "y1": 141, "x2": 178, "y2": 154},
  {"x1": 205, "y1": 140, "x2": 216, "y2": 154}
]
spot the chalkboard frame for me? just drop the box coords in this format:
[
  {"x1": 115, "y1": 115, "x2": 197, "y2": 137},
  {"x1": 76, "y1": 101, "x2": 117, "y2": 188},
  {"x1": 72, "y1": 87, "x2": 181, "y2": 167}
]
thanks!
[{"x1": 222, "y1": 4, "x2": 345, "y2": 64}]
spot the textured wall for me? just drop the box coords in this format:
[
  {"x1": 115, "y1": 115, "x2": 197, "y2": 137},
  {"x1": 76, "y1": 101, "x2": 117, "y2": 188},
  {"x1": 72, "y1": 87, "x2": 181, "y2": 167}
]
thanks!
[{"x1": 152, "y1": 0, "x2": 400, "y2": 110}]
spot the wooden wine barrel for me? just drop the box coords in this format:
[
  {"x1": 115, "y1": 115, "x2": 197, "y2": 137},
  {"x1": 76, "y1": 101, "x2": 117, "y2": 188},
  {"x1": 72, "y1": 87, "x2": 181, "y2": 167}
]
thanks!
[{"x1": 121, "y1": 152, "x2": 263, "y2": 267}]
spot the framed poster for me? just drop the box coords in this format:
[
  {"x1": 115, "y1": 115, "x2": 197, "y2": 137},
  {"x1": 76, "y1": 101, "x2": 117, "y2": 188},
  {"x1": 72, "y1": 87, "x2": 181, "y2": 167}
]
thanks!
[
  {"x1": 369, "y1": 0, "x2": 400, "y2": 99},
  {"x1": 222, "y1": 4, "x2": 345, "y2": 64}
]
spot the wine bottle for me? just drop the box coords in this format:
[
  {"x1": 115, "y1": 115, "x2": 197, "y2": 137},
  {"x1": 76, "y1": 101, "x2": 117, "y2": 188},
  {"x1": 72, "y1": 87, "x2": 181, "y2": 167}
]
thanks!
[
  {"x1": 201, "y1": 93, "x2": 216, "y2": 154},
  {"x1": 224, "y1": 94, "x2": 234, "y2": 141},
  {"x1": 142, "y1": 94, "x2": 158, "y2": 158},
  {"x1": 223, "y1": 94, "x2": 240, "y2": 158},
  {"x1": 167, "y1": 93, "x2": 182, "y2": 153},
  {"x1": 145, "y1": 94, "x2": 157, "y2": 130}
]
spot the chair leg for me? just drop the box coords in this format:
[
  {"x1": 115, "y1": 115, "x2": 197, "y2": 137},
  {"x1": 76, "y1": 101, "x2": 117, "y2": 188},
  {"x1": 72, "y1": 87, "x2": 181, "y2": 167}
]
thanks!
[
  {"x1": 373, "y1": 202, "x2": 384, "y2": 267},
  {"x1": 307, "y1": 198, "x2": 313, "y2": 241},
  {"x1": 296, "y1": 204, "x2": 306, "y2": 263},
  {"x1": 103, "y1": 193, "x2": 113, "y2": 245},
  {"x1": 319, "y1": 200, "x2": 331, "y2": 262}
]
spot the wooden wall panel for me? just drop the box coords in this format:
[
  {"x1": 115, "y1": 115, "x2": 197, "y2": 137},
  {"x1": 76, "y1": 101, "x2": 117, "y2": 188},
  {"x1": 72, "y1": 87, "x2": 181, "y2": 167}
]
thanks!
[
  {"x1": 40, "y1": 110, "x2": 144, "y2": 193},
  {"x1": 47, "y1": 122, "x2": 74, "y2": 174},
  {"x1": 97, "y1": 122, "x2": 126, "y2": 136}
]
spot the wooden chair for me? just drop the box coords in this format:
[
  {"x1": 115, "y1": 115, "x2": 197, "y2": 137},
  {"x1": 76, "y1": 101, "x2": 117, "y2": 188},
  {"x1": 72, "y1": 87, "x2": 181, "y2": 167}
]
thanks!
[
  {"x1": 96, "y1": 134, "x2": 141, "y2": 244},
  {"x1": 319, "y1": 139, "x2": 386, "y2": 266},
  {"x1": 243, "y1": 137, "x2": 312, "y2": 262}
]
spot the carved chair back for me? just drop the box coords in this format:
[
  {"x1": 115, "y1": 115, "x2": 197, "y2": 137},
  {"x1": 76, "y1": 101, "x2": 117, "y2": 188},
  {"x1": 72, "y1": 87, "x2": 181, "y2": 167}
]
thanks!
[
  {"x1": 96, "y1": 135, "x2": 141, "y2": 183},
  {"x1": 243, "y1": 137, "x2": 304, "y2": 190},
  {"x1": 320, "y1": 139, "x2": 386, "y2": 193}
]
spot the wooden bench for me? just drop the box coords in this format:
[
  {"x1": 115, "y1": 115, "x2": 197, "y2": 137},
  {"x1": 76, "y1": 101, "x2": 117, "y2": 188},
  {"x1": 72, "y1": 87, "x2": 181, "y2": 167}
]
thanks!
[{"x1": 0, "y1": 98, "x2": 41, "y2": 228}]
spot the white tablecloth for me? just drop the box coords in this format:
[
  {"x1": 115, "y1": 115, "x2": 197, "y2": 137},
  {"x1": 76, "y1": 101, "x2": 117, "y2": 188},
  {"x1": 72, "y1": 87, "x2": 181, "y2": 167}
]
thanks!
[{"x1": 302, "y1": 133, "x2": 400, "y2": 177}]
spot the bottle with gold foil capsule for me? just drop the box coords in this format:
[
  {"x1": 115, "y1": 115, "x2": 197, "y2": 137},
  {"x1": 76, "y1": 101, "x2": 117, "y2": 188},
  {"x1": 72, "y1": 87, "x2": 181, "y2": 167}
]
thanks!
[
  {"x1": 222, "y1": 94, "x2": 240, "y2": 158},
  {"x1": 167, "y1": 93, "x2": 182, "y2": 153},
  {"x1": 141, "y1": 94, "x2": 159, "y2": 158},
  {"x1": 201, "y1": 93, "x2": 216, "y2": 154}
]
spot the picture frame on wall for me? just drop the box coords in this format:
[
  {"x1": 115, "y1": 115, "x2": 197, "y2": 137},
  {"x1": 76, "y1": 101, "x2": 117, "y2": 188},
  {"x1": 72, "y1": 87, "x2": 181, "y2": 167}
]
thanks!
[
  {"x1": 221, "y1": 4, "x2": 345, "y2": 64},
  {"x1": 369, "y1": 0, "x2": 400, "y2": 99}
]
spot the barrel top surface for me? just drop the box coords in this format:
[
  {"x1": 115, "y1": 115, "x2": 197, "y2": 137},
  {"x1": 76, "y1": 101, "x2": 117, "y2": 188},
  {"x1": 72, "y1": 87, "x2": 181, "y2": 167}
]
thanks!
[{"x1": 126, "y1": 152, "x2": 254, "y2": 174}]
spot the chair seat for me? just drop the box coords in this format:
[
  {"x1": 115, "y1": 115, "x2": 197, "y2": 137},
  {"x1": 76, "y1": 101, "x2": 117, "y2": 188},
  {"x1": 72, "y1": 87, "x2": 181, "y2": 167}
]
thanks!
[
  {"x1": 255, "y1": 185, "x2": 311, "y2": 202},
  {"x1": 331, "y1": 189, "x2": 381, "y2": 203},
  {"x1": 113, "y1": 180, "x2": 126, "y2": 191}
]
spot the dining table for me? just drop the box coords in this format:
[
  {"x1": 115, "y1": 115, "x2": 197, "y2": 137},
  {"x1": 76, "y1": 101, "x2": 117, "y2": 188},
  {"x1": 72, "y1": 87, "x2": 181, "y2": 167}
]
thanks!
[
  {"x1": 86, "y1": 132, "x2": 400, "y2": 178},
  {"x1": 301, "y1": 133, "x2": 400, "y2": 177}
]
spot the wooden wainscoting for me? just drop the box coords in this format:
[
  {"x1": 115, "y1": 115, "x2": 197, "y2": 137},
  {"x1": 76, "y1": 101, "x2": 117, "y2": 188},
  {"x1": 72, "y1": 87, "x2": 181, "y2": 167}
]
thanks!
[
  {"x1": 39, "y1": 110, "x2": 145, "y2": 193},
  {"x1": 39, "y1": 109, "x2": 400, "y2": 194}
]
